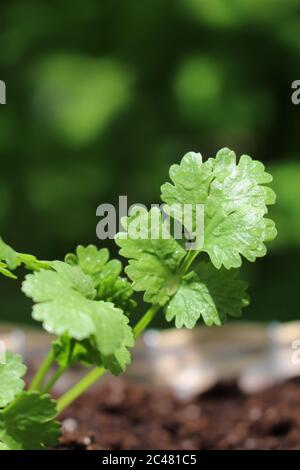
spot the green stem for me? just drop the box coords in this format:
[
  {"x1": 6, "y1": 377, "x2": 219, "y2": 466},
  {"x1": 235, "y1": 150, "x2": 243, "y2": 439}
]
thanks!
[
  {"x1": 29, "y1": 350, "x2": 55, "y2": 391},
  {"x1": 42, "y1": 339, "x2": 74, "y2": 394},
  {"x1": 133, "y1": 304, "x2": 160, "y2": 338},
  {"x1": 179, "y1": 249, "x2": 200, "y2": 275},
  {"x1": 56, "y1": 366, "x2": 106, "y2": 415},
  {"x1": 42, "y1": 366, "x2": 67, "y2": 393},
  {"x1": 56, "y1": 304, "x2": 160, "y2": 415}
]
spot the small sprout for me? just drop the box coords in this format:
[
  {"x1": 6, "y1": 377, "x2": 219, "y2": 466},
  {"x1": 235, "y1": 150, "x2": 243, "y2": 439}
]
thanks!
[{"x1": 0, "y1": 148, "x2": 276, "y2": 449}]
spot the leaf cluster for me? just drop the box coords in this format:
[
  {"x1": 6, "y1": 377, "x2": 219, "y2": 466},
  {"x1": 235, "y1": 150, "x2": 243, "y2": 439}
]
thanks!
[{"x1": 0, "y1": 148, "x2": 277, "y2": 449}]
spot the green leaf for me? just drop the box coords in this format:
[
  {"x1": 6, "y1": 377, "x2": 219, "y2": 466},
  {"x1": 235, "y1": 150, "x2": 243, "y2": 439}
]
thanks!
[
  {"x1": 161, "y1": 152, "x2": 213, "y2": 230},
  {"x1": 66, "y1": 245, "x2": 109, "y2": 275},
  {"x1": 0, "y1": 237, "x2": 51, "y2": 278},
  {"x1": 65, "y1": 245, "x2": 136, "y2": 313},
  {"x1": 52, "y1": 328, "x2": 133, "y2": 374},
  {"x1": 165, "y1": 262, "x2": 249, "y2": 328},
  {"x1": 0, "y1": 352, "x2": 27, "y2": 408},
  {"x1": 22, "y1": 269, "x2": 94, "y2": 340},
  {"x1": 0, "y1": 238, "x2": 19, "y2": 272},
  {"x1": 0, "y1": 261, "x2": 17, "y2": 279},
  {"x1": 53, "y1": 335, "x2": 100, "y2": 368},
  {"x1": 22, "y1": 261, "x2": 134, "y2": 374},
  {"x1": 161, "y1": 148, "x2": 277, "y2": 269},
  {"x1": 87, "y1": 300, "x2": 134, "y2": 372},
  {"x1": 0, "y1": 392, "x2": 60, "y2": 450},
  {"x1": 115, "y1": 207, "x2": 186, "y2": 306},
  {"x1": 52, "y1": 260, "x2": 96, "y2": 299},
  {"x1": 95, "y1": 260, "x2": 136, "y2": 313}
]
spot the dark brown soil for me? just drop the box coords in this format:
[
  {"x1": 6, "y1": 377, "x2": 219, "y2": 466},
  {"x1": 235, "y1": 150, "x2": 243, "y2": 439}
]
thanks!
[{"x1": 58, "y1": 378, "x2": 300, "y2": 450}]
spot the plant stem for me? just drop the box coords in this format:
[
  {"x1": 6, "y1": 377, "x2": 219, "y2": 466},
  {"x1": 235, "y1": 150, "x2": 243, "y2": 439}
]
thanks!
[
  {"x1": 133, "y1": 304, "x2": 160, "y2": 338},
  {"x1": 56, "y1": 366, "x2": 105, "y2": 415},
  {"x1": 42, "y1": 365, "x2": 67, "y2": 393},
  {"x1": 179, "y1": 249, "x2": 200, "y2": 275},
  {"x1": 29, "y1": 349, "x2": 55, "y2": 391},
  {"x1": 40, "y1": 338, "x2": 74, "y2": 394},
  {"x1": 56, "y1": 304, "x2": 160, "y2": 415}
]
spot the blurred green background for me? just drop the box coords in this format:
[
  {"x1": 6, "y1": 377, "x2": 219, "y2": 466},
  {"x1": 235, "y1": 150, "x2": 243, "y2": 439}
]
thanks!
[{"x1": 0, "y1": 0, "x2": 299, "y2": 325}]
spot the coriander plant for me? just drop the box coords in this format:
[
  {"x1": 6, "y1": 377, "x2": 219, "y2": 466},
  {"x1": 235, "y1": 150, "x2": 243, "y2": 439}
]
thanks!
[{"x1": 0, "y1": 148, "x2": 276, "y2": 449}]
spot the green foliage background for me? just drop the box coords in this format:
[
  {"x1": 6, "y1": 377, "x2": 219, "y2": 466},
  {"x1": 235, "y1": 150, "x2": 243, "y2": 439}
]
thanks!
[{"x1": 0, "y1": 0, "x2": 299, "y2": 325}]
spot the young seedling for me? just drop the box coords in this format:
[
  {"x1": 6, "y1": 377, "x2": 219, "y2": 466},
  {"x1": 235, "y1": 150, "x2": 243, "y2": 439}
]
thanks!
[{"x1": 0, "y1": 148, "x2": 276, "y2": 449}]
